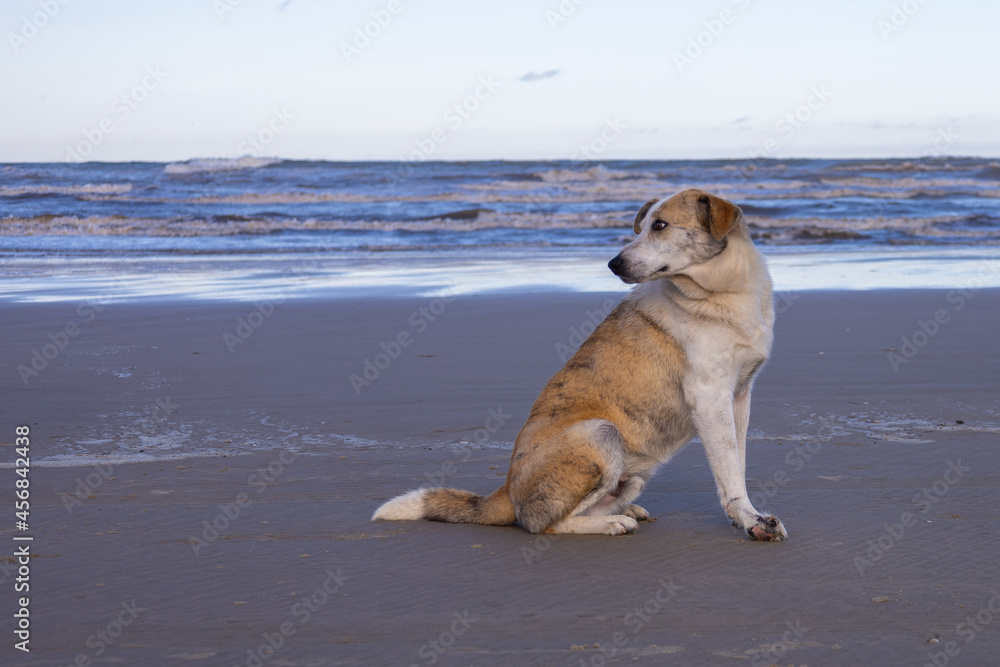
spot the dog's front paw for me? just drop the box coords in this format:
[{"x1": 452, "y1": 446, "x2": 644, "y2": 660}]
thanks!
[
  {"x1": 746, "y1": 515, "x2": 787, "y2": 541},
  {"x1": 623, "y1": 504, "x2": 652, "y2": 522}
]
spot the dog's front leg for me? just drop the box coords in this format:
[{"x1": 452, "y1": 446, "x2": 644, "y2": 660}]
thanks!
[
  {"x1": 689, "y1": 387, "x2": 786, "y2": 541},
  {"x1": 733, "y1": 388, "x2": 786, "y2": 540}
]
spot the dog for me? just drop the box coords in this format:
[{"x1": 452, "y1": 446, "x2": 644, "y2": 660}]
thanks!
[{"x1": 373, "y1": 189, "x2": 786, "y2": 540}]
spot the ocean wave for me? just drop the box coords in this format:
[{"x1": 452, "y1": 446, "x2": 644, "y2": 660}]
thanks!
[
  {"x1": 191, "y1": 191, "x2": 376, "y2": 204},
  {"x1": 1, "y1": 215, "x2": 171, "y2": 235},
  {"x1": 746, "y1": 214, "x2": 963, "y2": 232},
  {"x1": 973, "y1": 166, "x2": 1000, "y2": 180},
  {"x1": 20, "y1": 177, "x2": 996, "y2": 211},
  {"x1": 4, "y1": 160, "x2": 998, "y2": 253},
  {"x1": 461, "y1": 178, "x2": 1000, "y2": 202},
  {"x1": 817, "y1": 176, "x2": 995, "y2": 190},
  {"x1": 52, "y1": 184, "x2": 1000, "y2": 209},
  {"x1": 3, "y1": 212, "x2": 997, "y2": 243},
  {"x1": 745, "y1": 214, "x2": 1000, "y2": 244},
  {"x1": 533, "y1": 165, "x2": 639, "y2": 183},
  {"x1": 163, "y1": 157, "x2": 284, "y2": 175},
  {"x1": 832, "y1": 159, "x2": 998, "y2": 173},
  {"x1": 0, "y1": 183, "x2": 133, "y2": 197},
  {"x1": 0, "y1": 212, "x2": 631, "y2": 237},
  {"x1": 760, "y1": 187, "x2": 1000, "y2": 200}
]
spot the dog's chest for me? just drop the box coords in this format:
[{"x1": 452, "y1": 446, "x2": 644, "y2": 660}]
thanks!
[{"x1": 644, "y1": 295, "x2": 772, "y2": 390}]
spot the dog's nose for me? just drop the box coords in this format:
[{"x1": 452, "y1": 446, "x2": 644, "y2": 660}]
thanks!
[{"x1": 608, "y1": 255, "x2": 625, "y2": 276}]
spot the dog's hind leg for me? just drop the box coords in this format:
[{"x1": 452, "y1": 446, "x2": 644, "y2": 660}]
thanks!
[
  {"x1": 583, "y1": 474, "x2": 649, "y2": 519},
  {"x1": 580, "y1": 422, "x2": 652, "y2": 521},
  {"x1": 510, "y1": 420, "x2": 642, "y2": 535}
]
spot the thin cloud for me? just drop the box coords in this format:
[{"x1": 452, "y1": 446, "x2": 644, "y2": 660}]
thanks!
[
  {"x1": 710, "y1": 116, "x2": 752, "y2": 131},
  {"x1": 519, "y1": 69, "x2": 560, "y2": 83}
]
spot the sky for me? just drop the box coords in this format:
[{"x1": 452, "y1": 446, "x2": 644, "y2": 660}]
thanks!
[{"x1": 1, "y1": 0, "x2": 998, "y2": 162}]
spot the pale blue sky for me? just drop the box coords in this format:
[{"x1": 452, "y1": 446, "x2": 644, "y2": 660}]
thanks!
[{"x1": 2, "y1": 0, "x2": 997, "y2": 162}]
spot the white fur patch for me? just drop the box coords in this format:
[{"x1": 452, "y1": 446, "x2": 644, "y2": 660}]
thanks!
[{"x1": 371, "y1": 488, "x2": 427, "y2": 521}]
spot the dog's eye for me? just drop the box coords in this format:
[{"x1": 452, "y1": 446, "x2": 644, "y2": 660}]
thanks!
[{"x1": 651, "y1": 220, "x2": 668, "y2": 231}]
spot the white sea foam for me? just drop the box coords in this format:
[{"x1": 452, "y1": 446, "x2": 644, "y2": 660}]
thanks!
[
  {"x1": 164, "y1": 156, "x2": 283, "y2": 175},
  {"x1": 2, "y1": 212, "x2": 998, "y2": 244},
  {"x1": 534, "y1": 165, "x2": 636, "y2": 182},
  {"x1": 0, "y1": 183, "x2": 133, "y2": 196},
  {"x1": 835, "y1": 160, "x2": 1000, "y2": 173},
  {"x1": 0, "y1": 211, "x2": 634, "y2": 236},
  {"x1": 191, "y1": 191, "x2": 377, "y2": 204}
]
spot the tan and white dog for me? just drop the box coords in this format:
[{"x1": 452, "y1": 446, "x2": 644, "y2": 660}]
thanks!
[{"x1": 373, "y1": 189, "x2": 786, "y2": 540}]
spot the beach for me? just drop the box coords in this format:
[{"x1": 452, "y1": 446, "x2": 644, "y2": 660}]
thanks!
[
  {"x1": 6, "y1": 0, "x2": 1000, "y2": 660},
  {"x1": 4, "y1": 286, "x2": 1000, "y2": 665}
]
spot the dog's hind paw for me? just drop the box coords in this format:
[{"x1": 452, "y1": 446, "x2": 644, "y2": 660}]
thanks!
[
  {"x1": 548, "y1": 514, "x2": 639, "y2": 535},
  {"x1": 606, "y1": 515, "x2": 640, "y2": 535},
  {"x1": 623, "y1": 504, "x2": 652, "y2": 522},
  {"x1": 747, "y1": 515, "x2": 787, "y2": 541}
]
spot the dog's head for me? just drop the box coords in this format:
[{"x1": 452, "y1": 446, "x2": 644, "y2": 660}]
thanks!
[{"x1": 608, "y1": 189, "x2": 743, "y2": 284}]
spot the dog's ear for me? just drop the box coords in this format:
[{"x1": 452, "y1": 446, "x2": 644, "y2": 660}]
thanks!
[
  {"x1": 696, "y1": 192, "x2": 742, "y2": 241},
  {"x1": 633, "y1": 198, "x2": 658, "y2": 234}
]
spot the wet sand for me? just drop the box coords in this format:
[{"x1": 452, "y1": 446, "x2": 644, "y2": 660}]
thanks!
[{"x1": 3, "y1": 288, "x2": 1000, "y2": 665}]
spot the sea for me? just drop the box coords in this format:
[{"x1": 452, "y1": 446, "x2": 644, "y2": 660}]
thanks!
[
  {"x1": 2, "y1": 156, "x2": 1000, "y2": 301},
  {"x1": 5, "y1": 157, "x2": 999, "y2": 465}
]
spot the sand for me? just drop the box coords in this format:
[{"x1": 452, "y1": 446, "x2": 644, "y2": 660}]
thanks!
[{"x1": 3, "y1": 288, "x2": 1000, "y2": 666}]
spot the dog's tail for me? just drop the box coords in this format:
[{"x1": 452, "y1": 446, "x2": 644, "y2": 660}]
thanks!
[{"x1": 372, "y1": 484, "x2": 516, "y2": 526}]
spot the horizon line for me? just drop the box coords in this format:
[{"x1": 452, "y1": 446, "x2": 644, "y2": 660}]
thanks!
[{"x1": 2, "y1": 153, "x2": 995, "y2": 165}]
